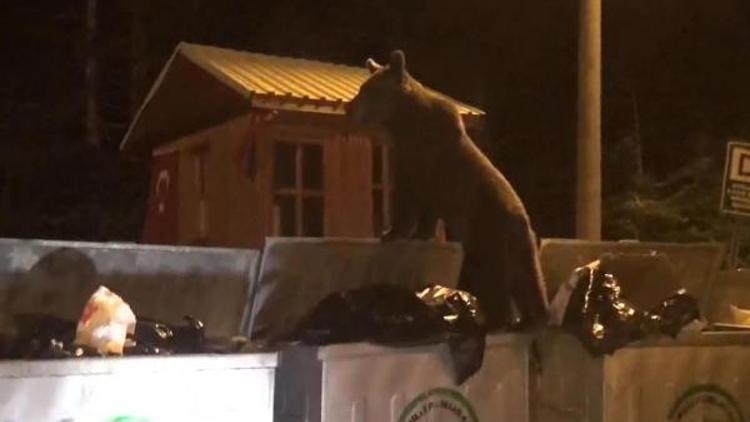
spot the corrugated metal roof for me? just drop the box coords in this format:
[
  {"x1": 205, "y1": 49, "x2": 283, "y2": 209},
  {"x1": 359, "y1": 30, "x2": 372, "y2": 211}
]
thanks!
[
  {"x1": 120, "y1": 43, "x2": 486, "y2": 152},
  {"x1": 179, "y1": 43, "x2": 485, "y2": 116}
]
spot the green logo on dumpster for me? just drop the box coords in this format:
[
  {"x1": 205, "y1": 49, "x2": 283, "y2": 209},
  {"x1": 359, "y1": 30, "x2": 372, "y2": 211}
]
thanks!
[
  {"x1": 398, "y1": 388, "x2": 478, "y2": 422},
  {"x1": 668, "y1": 384, "x2": 745, "y2": 422},
  {"x1": 107, "y1": 416, "x2": 151, "y2": 422}
]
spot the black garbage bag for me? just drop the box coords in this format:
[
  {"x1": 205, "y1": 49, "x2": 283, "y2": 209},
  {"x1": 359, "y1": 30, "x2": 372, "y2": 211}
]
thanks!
[
  {"x1": 125, "y1": 315, "x2": 205, "y2": 356},
  {"x1": 551, "y1": 260, "x2": 701, "y2": 356},
  {"x1": 418, "y1": 285, "x2": 487, "y2": 383},
  {"x1": 126, "y1": 319, "x2": 174, "y2": 355},
  {"x1": 292, "y1": 284, "x2": 486, "y2": 385},
  {"x1": 7, "y1": 314, "x2": 100, "y2": 359},
  {"x1": 10, "y1": 314, "x2": 77, "y2": 359},
  {"x1": 172, "y1": 316, "x2": 205, "y2": 353},
  {"x1": 649, "y1": 291, "x2": 701, "y2": 337},
  {"x1": 554, "y1": 263, "x2": 648, "y2": 355},
  {"x1": 2, "y1": 313, "x2": 208, "y2": 359},
  {"x1": 292, "y1": 284, "x2": 443, "y2": 345}
]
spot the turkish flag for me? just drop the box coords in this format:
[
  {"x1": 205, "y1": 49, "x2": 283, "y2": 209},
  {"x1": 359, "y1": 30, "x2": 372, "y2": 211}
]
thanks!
[{"x1": 142, "y1": 151, "x2": 179, "y2": 245}]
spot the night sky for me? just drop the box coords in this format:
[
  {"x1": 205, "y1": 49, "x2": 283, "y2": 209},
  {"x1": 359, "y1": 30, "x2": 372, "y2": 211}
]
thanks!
[{"x1": 1, "y1": 0, "x2": 749, "y2": 242}]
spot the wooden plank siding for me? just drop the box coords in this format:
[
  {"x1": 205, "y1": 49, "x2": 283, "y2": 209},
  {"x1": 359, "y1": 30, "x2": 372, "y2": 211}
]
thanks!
[
  {"x1": 324, "y1": 133, "x2": 373, "y2": 238},
  {"x1": 172, "y1": 113, "x2": 267, "y2": 248},
  {"x1": 149, "y1": 109, "x2": 387, "y2": 248}
]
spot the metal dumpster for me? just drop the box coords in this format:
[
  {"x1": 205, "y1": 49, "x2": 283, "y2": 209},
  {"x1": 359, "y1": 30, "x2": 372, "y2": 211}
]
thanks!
[
  {"x1": 0, "y1": 353, "x2": 277, "y2": 422},
  {"x1": 0, "y1": 237, "x2": 476, "y2": 422},
  {"x1": 251, "y1": 238, "x2": 532, "y2": 422},
  {"x1": 535, "y1": 331, "x2": 750, "y2": 422},
  {"x1": 276, "y1": 334, "x2": 531, "y2": 422},
  {"x1": 0, "y1": 238, "x2": 260, "y2": 337},
  {"x1": 535, "y1": 238, "x2": 734, "y2": 422},
  {"x1": 0, "y1": 238, "x2": 277, "y2": 422}
]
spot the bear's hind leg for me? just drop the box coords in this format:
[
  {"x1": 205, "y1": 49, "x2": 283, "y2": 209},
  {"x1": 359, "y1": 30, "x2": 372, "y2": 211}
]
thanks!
[
  {"x1": 459, "y1": 250, "x2": 515, "y2": 330},
  {"x1": 507, "y1": 226, "x2": 549, "y2": 329}
]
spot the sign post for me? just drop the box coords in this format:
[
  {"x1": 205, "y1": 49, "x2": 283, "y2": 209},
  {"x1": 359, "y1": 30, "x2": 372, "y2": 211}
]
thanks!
[{"x1": 720, "y1": 141, "x2": 750, "y2": 268}]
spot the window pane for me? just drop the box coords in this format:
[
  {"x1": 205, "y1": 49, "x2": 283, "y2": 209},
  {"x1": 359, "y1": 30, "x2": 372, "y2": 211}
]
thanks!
[
  {"x1": 372, "y1": 144, "x2": 383, "y2": 184},
  {"x1": 274, "y1": 142, "x2": 297, "y2": 189},
  {"x1": 302, "y1": 143, "x2": 323, "y2": 190},
  {"x1": 302, "y1": 196, "x2": 324, "y2": 237},
  {"x1": 274, "y1": 195, "x2": 296, "y2": 236},
  {"x1": 373, "y1": 189, "x2": 383, "y2": 236}
]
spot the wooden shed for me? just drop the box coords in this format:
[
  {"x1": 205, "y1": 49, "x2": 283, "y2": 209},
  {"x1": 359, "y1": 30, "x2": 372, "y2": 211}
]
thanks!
[{"x1": 120, "y1": 43, "x2": 485, "y2": 248}]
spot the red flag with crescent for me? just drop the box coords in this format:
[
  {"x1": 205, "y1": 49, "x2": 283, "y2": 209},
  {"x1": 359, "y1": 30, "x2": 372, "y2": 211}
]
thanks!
[{"x1": 142, "y1": 151, "x2": 179, "y2": 245}]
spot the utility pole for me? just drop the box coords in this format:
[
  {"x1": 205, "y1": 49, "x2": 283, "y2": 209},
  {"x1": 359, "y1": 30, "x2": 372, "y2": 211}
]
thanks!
[{"x1": 576, "y1": 0, "x2": 602, "y2": 240}]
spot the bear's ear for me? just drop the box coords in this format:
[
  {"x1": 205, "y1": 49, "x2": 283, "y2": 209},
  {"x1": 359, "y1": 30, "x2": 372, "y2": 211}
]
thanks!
[
  {"x1": 389, "y1": 50, "x2": 406, "y2": 76},
  {"x1": 365, "y1": 58, "x2": 383, "y2": 74}
]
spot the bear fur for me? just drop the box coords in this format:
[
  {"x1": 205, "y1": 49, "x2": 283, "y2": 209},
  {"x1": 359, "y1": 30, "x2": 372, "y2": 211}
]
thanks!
[{"x1": 347, "y1": 50, "x2": 549, "y2": 329}]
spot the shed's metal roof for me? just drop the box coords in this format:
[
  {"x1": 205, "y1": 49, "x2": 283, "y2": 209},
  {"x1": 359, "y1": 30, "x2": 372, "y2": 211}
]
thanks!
[
  {"x1": 121, "y1": 43, "x2": 485, "y2": 152},
  {"x1": 179, "y1": 43, "x2": 485, "y2": 116}
]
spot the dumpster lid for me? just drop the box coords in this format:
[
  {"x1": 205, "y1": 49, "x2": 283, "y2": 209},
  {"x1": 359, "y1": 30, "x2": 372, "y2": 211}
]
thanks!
[
  {"x1": 0, "y1": 238, "x2": 259, "y2": 338},
  {"x1": 539, "y1": 239, "x2": 724, "y2": 314},
  {"x1": 245, "y1": 237, "x2": 464, "y2": 343}
]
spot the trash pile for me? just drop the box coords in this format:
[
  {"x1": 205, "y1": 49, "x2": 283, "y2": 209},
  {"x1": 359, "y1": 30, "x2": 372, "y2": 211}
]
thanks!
[
  {"x1": 0, "y1": 286, "x2": 249, "y2": 360},
  {"x1": 549, "y1": 254, "x2": 701, "y2": 356},
  {"x1": 291, "y1": 284, "x2": 487, "y2": 384},
  {"x1": 0, "y1": 280, "x2": 487, "y2": 384},
  {"x1": 0, "y1": 245, "x2": 708, "y2": 380}
]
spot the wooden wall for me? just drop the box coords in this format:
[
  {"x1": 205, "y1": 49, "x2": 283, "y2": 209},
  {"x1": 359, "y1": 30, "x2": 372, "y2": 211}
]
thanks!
[
  {"x1": 149, "y1": 109, "x2": 386, "y2": 248},
  {"x1": 324, "y1": 133, "x2": 373, "y2": 237},
  {"x1": 157, "y1": 112, "x2": 267, "y2": 248},
  {"x1": 264, "y1": 112, "x2": 378, "y2": 239}
]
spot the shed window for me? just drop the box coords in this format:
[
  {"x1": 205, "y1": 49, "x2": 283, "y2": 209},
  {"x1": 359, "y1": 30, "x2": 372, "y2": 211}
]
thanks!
[
  {"x1": 272, "y1": 140, "x2": 325, "y2": 237},
  {"x1": 372, "y1": 144, "x2": 394, "y2": 236}
]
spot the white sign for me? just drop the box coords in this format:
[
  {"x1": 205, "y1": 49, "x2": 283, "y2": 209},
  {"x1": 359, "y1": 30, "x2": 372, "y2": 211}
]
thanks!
[{"x1": 721, "y1": 141, "x2": 750, "y2": 217}]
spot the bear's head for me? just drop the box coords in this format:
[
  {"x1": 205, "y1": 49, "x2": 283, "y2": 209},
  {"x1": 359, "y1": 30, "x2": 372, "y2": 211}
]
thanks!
[{"x1": 346, "y1": 50, "x2": 411, "y2": 126}]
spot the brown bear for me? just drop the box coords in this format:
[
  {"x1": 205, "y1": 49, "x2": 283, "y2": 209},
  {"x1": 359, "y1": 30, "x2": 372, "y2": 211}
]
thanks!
[{"x1": 346, "y1": 50, "x2": 549, "y2": 329}]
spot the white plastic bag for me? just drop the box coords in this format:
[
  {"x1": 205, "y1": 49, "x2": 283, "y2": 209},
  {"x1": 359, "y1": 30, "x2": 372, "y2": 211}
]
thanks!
[{"x1": 74, "y1": 285, "x2": 136, "y2": 355}]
